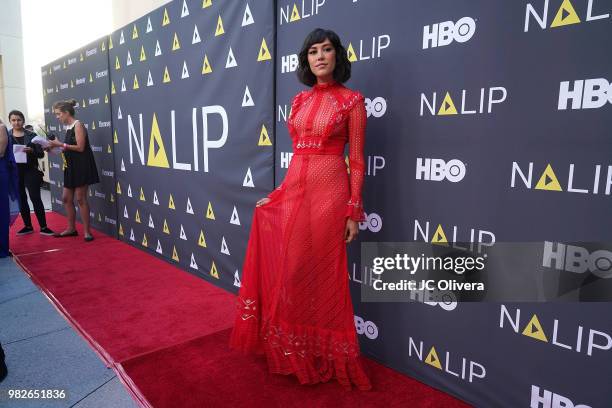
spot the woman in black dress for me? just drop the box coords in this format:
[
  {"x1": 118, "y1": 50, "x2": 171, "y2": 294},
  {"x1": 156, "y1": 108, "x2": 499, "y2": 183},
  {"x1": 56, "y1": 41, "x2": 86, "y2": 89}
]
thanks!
[{"x1": 48, "y1": 99, "x2": 99, "y2": 241}]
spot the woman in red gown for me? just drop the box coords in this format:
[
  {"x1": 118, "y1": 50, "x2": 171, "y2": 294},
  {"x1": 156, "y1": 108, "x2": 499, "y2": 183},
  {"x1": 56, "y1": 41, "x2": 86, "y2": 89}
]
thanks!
[{"x1": 230, "y1": 28, "x2": 371, "y2": 390}]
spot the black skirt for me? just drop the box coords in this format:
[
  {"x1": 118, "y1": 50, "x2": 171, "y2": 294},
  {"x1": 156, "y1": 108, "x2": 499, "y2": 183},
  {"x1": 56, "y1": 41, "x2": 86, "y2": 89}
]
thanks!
[{"x1": 63, "y1": 126, "x2": 100, "y2": 188}]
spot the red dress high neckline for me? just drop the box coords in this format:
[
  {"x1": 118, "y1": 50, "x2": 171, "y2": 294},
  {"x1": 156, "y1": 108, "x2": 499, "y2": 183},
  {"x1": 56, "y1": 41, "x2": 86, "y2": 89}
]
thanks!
[{"x1": 313, "y1": 80, "x2": 339, "y2": 91}]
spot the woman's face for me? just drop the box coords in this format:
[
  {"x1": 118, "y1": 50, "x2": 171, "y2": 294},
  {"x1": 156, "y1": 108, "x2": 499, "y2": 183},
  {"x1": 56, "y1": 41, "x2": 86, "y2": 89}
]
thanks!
[
  {"x1": 9, "y1": 115, "x2": 24, "y2": 131},
  {"x1": 54, "y1": 109, "x2": 70, "y2": 124},
  {"x1": 307, "y1": 38, "x2": 336, "y2": 81}
]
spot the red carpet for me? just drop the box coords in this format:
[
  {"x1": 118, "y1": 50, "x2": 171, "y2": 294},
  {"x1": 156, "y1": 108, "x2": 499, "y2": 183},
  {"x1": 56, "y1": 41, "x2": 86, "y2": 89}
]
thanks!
[{"x1": 11, "y1": 212, "x2": 471, "y2": 408}]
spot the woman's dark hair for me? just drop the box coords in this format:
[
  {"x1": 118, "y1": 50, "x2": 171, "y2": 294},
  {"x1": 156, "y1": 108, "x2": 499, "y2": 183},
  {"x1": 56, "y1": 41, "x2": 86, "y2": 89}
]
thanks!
[
  {"x1": 8, "y1": 110, "x2": 25, "y2": 122},
  {"x1": 297, "y1": 28, "x2": 351, "y2": 87},
  {"x1": 52, "y1": 99, "x2": 78, "y2": 116}
]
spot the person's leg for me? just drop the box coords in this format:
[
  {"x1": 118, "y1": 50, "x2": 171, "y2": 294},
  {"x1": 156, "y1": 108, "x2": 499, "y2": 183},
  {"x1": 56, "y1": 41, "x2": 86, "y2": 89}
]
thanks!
[
  {"x1": 75, "y1": 186, "x2": 91, "y2": 237},
  {"x1": 24, "y1": 171, "x2": 49, "y2": 231},
  {"x1": 62, "y1": 187, "x2": 76, "y2": 234},
  {"x1": 17, "y1": 170, "x2": 32, "y2": 232}
]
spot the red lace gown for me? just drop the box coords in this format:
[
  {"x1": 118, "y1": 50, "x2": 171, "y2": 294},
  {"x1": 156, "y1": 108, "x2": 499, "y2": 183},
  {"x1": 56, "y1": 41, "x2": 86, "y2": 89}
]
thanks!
[{"x1": 229, "y1": 81, "x2": 371, "y2": 390}]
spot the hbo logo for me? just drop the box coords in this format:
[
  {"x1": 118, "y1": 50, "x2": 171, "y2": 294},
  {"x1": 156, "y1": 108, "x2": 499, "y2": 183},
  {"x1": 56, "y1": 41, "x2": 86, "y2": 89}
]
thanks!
[
  {"x1": 359, "y1": 212, "x2": 382, "y2": 233},
  {"x1": 558, "y1": 78, "x2": 612, "y2": 110},
  {"x1": 416, "y1": 158, "x2": 466, "y2": 183},
  {"x1": 365, "y1": 97, "x2": 387, "y2": 118},
  {"x1": 354, "y1": 316, "x2": 379, "y2": 340},
  {"x1": 543, "y1": 241, "x2": 612, "y2": 279},
  {"x1": 281, "y1": 54, "x2": 298, "y2": 73},
  {"x1": 423, "y1": 17, "x2": 476, "y2": 49}
]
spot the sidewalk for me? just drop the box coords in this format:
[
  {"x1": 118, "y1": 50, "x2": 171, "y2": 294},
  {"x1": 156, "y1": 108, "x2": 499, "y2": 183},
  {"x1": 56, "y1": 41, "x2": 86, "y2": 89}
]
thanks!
[{"x1": 0, "y1": 256, "x2": 137, "y2": 408}]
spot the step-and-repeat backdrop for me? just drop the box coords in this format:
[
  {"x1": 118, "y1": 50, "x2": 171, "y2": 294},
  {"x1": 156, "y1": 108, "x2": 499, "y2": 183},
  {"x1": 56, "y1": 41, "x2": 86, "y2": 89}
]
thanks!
[
  {"x1": 41, "y1": 0, "x2": 611, "y2": 406},
  {"x1": 41, "y1": 38, "x2": 116, "y2": 236}
]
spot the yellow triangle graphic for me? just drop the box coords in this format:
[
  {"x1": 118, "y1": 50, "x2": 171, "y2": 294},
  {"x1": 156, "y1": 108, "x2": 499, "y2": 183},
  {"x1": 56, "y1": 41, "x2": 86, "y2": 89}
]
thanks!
[
  {"x1": 142, "y1": 233, "x2": 148, "y2": 247},
  {"x1": 163, "y1": 219, "x2": 170, "y2": 234},
  {"x1": 139, "y1": 187, "x2": 145, "y2": 201},
  {"x1": 172, "y1": 245, "x2": 179, "y2": 261},
  {"x1": 82, "y1": 99, "x2": 87, "y2": 108},
  {"x1": 432, "y1": 224, "x2": 449, "y2": 246},
  {"x1": 115, "y1": 56, "x2": 121, "y2": 70},
  {"x1": 551, "y1": 0, "x2": 581, "y2": 27},
  {"x1": 202, "y1": 0, "x2": 212, "y2": 8},
  {"x1": 206, "y1": 202, "x2": 215, "y2": 220},
  {"x1": 135, "y1": 209, "x2": 141, "y2": 223},
  {"x1": 110, "y1": 193, "x2": 115, "y2": 203},
  {"x1": 119, "y1": 224, "x2": 124, "y2": 236},
  {"x1": 104, "y1": 94, "x2": 109, "y2": 103},
  {"x1": 109, "y1": 36, "x2": 113, "y2": 49},
  {"x1": 133, "y1": 74, "x2": 139, "y2": 90},
  {"x1": 258, "y1": 125, "x2": 272, "y2": 146},
  {"x1": 80, "y1": 53, "x2": 84, "y2": 62},
  {"x1": 522, "y1": 314, "x2": 549, "y2": 342},
  {"x1": 162, "y1": 8, "x2": 170, "y2": 26},
  {"x1": 535, "y1": 164, "x2": 563, "y2": 191},
  {"x1": 147, "y1": 113, "x2": 170, "y2": 168},
  {"x1": 111, "y1": 81, "x2": 116, "y2": 94},
  {"x1": 101, "y1": 41, "x2": 105, "y2": 52},
  {"x1": 70, "y1": 80, "x2": 74, "y2": 88},
  {"x1": 114, "y1": 130, "x2": 118, "y2": 143},
  {"x1": 425, "y1": 346, "x2": 443, "y2": 370},
  {"x1": 107, "y1": 144, "x2": 112, "y2": 153},
  {"x1": 438, "y1": 92, "x2": 458, "y2": 115},
  {"x1": 346, "y1": 43, "x2": 357, "y2": 62},
  {"x1": 140, "y1": 45, "x2": 147, "y2": 61},
  {"x1": 116, "y1": 181, "x2": 121, "y2": 194},
  {"x1": 168, "y1": 194, "x2": 175, "y2": 210},
  {"x1": 215, "y1": 16, "x2": 225, "y2": 36},
  {"x1": 91, "y1": 121, "x2": 96, "y2": 130},
  {"x1": 172, "y1": 32, "x2": 181, "y2": 51},
  {"x1": 202, "y1": 55, "x2": 212, "y2": 74},
  {"x1": 98, "y1": 213, "x2": 102, "y2": 222},
  {"x1": 210, "y1": 260, "x2": 219, "y2": 279},
  {"x1": 163, "y1": 66, "x2": 171, "y2": 83},
  {"x1": 132, "y1": 24, "x2": 139, "y2": 39},
  {"x1": 258, "y1": 38, "x2": 272, "y2": 61},
  {"x1": 198, "y1": 230, "x2": 207, "y2": 247},
  {"x1": 89, "y1": 73, "x2": 93, "y2": 83},
  {"x1": 290, "y1": 4, "x2": 301, "y2": 21}
]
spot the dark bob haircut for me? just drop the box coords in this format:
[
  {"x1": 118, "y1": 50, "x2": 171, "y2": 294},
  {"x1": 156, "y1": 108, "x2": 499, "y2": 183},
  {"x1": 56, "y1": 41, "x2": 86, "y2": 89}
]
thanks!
[
  {"x1": 297, "y1": 28, "x2": 351, "y2": 87},
  {"x1": 8, "y1": 110, "x2": 25, "y2": 122}
]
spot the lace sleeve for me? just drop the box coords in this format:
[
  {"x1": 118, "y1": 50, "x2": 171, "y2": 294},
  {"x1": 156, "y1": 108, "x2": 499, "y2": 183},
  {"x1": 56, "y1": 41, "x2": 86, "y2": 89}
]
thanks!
[{"x1": 345, "y1": 93, "x2": 366, "y2": 222}]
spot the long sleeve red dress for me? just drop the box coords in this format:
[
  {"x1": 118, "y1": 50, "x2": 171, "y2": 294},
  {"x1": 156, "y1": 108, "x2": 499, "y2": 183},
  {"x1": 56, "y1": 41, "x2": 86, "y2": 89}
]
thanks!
[{"x1": 229, "y1": 80, "x2": 372, "y2": 391}]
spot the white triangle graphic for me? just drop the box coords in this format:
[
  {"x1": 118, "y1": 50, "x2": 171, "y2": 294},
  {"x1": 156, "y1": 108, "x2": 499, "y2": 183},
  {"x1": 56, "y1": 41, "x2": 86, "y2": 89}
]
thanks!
[
  {"x1": 117, "y1": 106, "x2": 123, "y2": 119},
  {"x1": 147, "y1": 70, "x2": 154, "y2": 86},
  {"x1": 242, "y1": 3, "x2": 254, "y2": 26},
  {"x1": 230, "y1": 206, "x2": 241, "y2": 225},
  {"x1": 156, "y1": 240, "x2": 162, "y2": 254},
  {"x1": 234, "y1": 270, "x2": 241, "y2": 287},
  {"x1": 186, "y1": 197, "x2": 194, "y2": 214},
  {"x1": 180, "y1": 225, "x2": 187, "y2": 240},
  {"x1": 127, "y1": 184, "x2": 132, "y2": 197},
  {"x1": 242, "y1": 86, "x2": 254, "y2": 107},
  {"x1": 146, "y1": 17, "x2": 152, "y2": 33},
  {"x1": 192, "y1": 25, "x2": 201, "y2": 44},
  {"x1": 181, "y1": 0, "x2": 189, "y2": 18},
  {"x1": 148, "y1": 214, "x2": 154, "y2": 228},
  {"x1": 121, "y1": 158, "x2": 126, "y2": 172},
  {"x1": 130, "y1": 228, "x2": 135, "y2": 241},
  {"x1": 181, "y1": 61, "x2": 190, "y2": 79},
  {"x1": 221, "y1": 236, "x2": 230, "y2": 255},
  {"x1": 243, "y1": 167, "x2": 255, "y2": 187},
  {"x1": 190, "y1": 253, "x2": 198, "y2": 269},
  {"x1": 126, "y1": 51, "x2": 132, "y2": 66},
  {"x1": 153, "y1": 190, "x2": 159, "y2": 205},
  {"x1": 123, "y1": 205, "x2": 128, "y2": 218},
  {"x1": 155, "y1": 40, "x2": 162, "y2": 56},
  {"x1": 119, "y1": 30, "x2": 125, "y2": 44},
  {"x1": 121, "y1": 78, "x2": 126, "y2": 92},
  {"x1": 225, "y1": 47, "x2": 237, "y2": 68}
]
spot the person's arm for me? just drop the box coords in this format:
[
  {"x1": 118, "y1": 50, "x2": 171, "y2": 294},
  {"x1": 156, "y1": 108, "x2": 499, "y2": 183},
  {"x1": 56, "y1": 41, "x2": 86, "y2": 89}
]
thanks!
[
  {"x1": 345, "y1": 94, "x2": 367, "y2": 222},
  {"x1": 63, "y1": 122, "x2": 87, "y2": 153},
  {"x1": 0, "y1": 125, "x2": 8, "y2": 158}
]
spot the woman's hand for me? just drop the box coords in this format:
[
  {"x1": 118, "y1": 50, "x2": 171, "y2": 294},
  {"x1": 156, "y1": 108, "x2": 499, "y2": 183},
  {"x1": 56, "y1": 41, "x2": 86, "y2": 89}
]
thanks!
[
  {"x1": 256, "y1": 197, "x2": 271, "y2": 207},
  {"x1": 345, "y1": 219, "x2": 359, "y2": 243},
  {"x1": 23, "y1": 147, "x2": 33, "y2": 154},
  {"x1": 48, "y1": 139, "x2": 62, "y2": 148}
]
